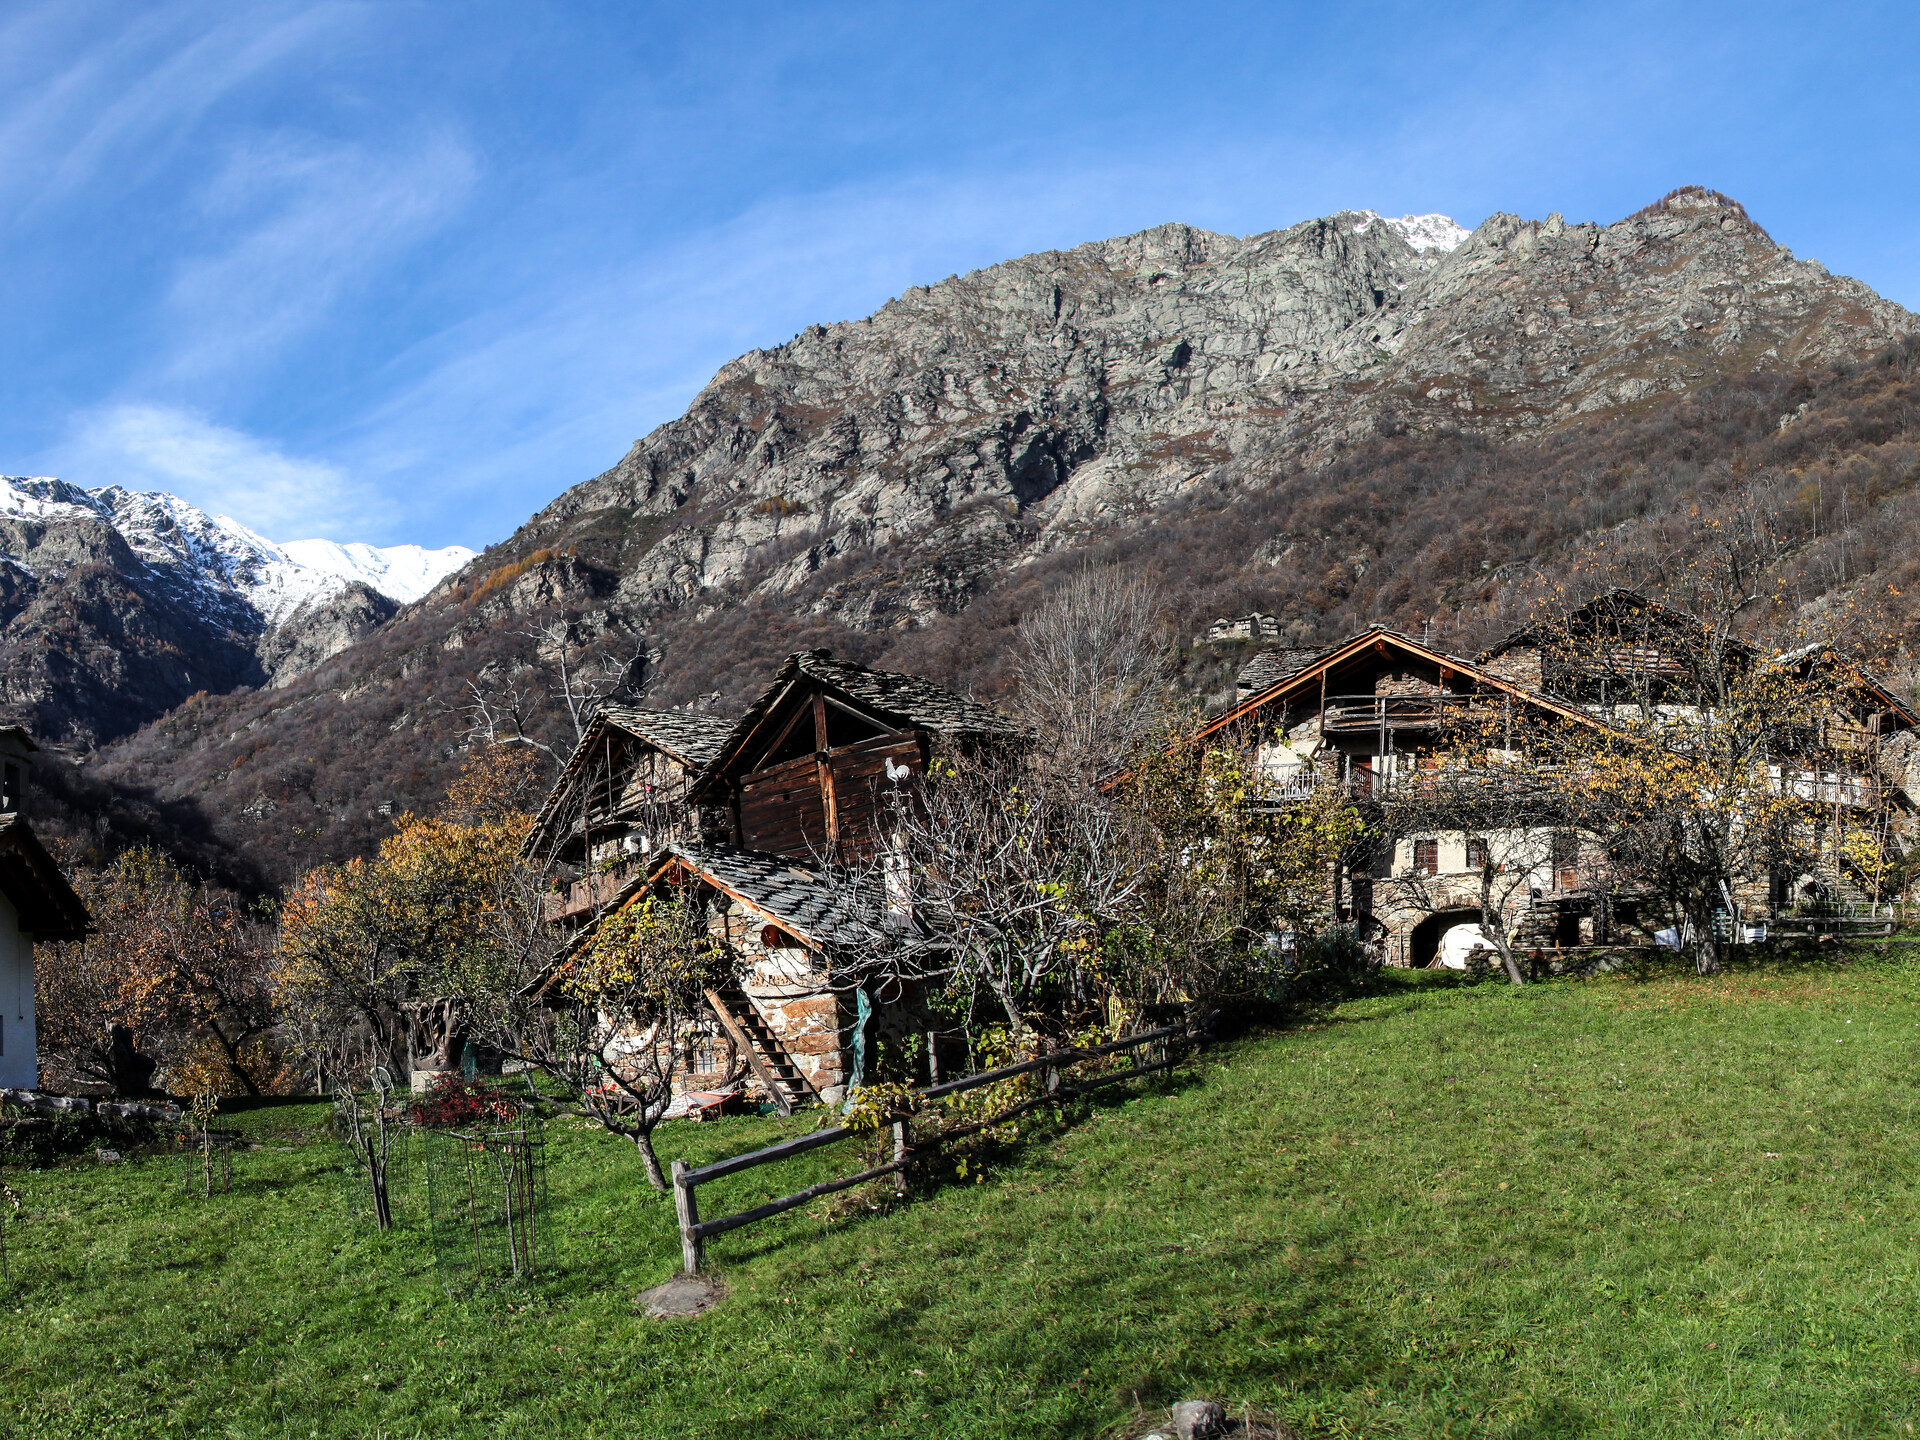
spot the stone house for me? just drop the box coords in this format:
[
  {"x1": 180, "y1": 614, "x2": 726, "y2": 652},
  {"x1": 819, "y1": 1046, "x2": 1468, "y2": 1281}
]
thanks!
[
  {"x1": 537, "y1": 650, "x2": 1023, "y2": 1109},
  {"x1": 1213, "y1": 593, "x2": 1919, "y2": 964}
]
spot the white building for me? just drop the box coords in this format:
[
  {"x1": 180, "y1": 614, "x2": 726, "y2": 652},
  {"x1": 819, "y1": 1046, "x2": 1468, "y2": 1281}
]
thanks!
[{"x1": 0, "y1": 728, "x2": 91, "y2": 1090}]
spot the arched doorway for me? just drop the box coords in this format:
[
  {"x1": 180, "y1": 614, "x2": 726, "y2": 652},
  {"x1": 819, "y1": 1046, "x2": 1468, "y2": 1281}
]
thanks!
[{"x1": 1410, "y1": 908, "x2": 1483, "y2": 968}]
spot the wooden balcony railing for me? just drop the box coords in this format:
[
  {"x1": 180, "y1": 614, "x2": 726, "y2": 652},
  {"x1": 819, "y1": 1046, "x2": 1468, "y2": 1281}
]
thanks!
[
  {"x1": 1319, "y1": 694, "x2": 1480, "y2": 736},
  {"x1": 1769, "y1": 770, "x2": 1881, "y2": 808},
  {"x1": 544, "y1": 861, "x2": 643, "y2": 924}
]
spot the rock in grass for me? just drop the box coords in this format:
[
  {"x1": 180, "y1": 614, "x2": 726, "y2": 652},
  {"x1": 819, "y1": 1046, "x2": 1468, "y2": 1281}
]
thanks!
[
  {"x1": 96, "y1": 1149, "x2": 121, "y2": 1164},
  {"x1": 1173, "y1": 1399, "x2": 1227, "y2": 1440},
  {"x1": 636, "y1": 1275, "x2": 724, "y2": 1319}
]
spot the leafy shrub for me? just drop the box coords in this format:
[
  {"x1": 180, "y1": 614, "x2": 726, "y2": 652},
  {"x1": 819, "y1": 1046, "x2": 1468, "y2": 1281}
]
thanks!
[{"x1": 407, "y1": 1074, "x2": 518, "y2": 1130}]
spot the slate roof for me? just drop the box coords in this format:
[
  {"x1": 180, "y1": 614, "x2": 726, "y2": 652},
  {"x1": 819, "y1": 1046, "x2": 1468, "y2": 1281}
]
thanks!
[
  {"x1": 1235, "y1": 646, "x2": 1331, "y2": 696},
  {"x1": 1770, "y1": 645, "x2": 1920, "y2": 728},
  {"x1": 522, "y1": 705, "x2": 736, "y2": 858},
  {"x1": 1187, "y1": 624, "x2": 1607, "y2": 751},
  {"x1": 527, "y1": 842, "x2": 879, "y2": 996},
  {"x1": 693, "y1": 649, "x2": 1024, "y2": 793},
  {"x1": 1479, "y1": 589, "x2": 1742, "y2": 661},
  {"x1": 655, "y1": 843, "x2": 875, "y2": 950},
  {"x1": 593, "y1": 706, "x2": 736, "y2": 768},
  {"x1": 788, "y1": 651, "x2": 1021, "y2": 741}
]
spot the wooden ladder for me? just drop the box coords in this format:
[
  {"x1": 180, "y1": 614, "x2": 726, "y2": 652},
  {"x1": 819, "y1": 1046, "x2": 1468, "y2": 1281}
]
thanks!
[{"x1": 703, "y1": 986, "x2": 818, "y2": 1116}]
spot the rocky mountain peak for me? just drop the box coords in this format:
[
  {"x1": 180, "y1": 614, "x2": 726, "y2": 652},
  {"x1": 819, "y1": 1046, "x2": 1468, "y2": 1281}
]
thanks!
[
  {"x1": 506, "y1": 191, "x2": 1910, "y2": 641},
  {"x1": 0, "y1": 477, "x2": 475, "y2": 744},
  {"x1": 74, "y1": 188, "x2": 1920, "y2": 890},
  {"x1": 1347, "y1": 210, "x2": 1471, "y2": 255}
]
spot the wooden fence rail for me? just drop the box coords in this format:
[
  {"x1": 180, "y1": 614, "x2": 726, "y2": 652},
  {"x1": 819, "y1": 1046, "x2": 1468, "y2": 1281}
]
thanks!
[{"x1": 670, "y1": 1021, "x2": 1196, "y2": 1274}]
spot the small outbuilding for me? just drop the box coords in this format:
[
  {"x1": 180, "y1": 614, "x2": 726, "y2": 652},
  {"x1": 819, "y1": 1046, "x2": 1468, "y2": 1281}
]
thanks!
[{"x1": 0, "y1": 727, "x2": 92, "y2": 1089}]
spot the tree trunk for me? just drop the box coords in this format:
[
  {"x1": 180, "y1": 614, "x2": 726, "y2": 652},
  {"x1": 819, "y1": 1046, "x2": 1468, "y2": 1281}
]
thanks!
[
  {"x1": 1695, "y1": 930, "x2": 1722, "y2": 976},
  {"x1": 208, "y1": 1023, "x2": 263, "y2": 1096},
  {"x1": 1494, "y1": 939, "x2": 1527, "y2": 986},
  {"x1": 1690, "y1": 900, "x2": 1722, "y2": 976},
  {"x1": 105, "y1": 1024, "x2": 160, "y2": 1098},
  {"x1": 1481, "y1": 876, "x2": 1525, "y2": 986},
  {"x1": 633, "y1": 1128, "x2": 668, "y2": 1191},
  {"x1": 371, "y1": 1169, "x2": 393, "y2": 1230}
]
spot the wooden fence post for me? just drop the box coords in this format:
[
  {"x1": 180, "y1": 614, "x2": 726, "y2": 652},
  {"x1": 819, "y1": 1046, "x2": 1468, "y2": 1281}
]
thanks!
[
  {"x1": 672, "y1": 1160, "x2": 703, "y2": 1275},
  {"x1": 891, "y1": 1117, "x2": 911, "y2": 1198}
]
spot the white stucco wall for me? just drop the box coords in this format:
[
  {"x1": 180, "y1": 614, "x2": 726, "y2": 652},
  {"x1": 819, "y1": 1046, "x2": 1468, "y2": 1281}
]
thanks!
[{"x1": 0, "y1": 892, "x2": 35, "y2": 1090}]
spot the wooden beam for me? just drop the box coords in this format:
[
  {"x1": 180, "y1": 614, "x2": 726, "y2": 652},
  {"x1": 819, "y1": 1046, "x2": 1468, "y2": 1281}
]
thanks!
[{"x1": 813, "y1": 693, "x2": 839, "y2": 847}]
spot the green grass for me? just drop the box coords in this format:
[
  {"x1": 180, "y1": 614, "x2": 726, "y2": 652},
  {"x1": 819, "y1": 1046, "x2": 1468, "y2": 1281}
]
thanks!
[{"x1": 11, "y1": 958, "x2": 1920, "y2": 1438}]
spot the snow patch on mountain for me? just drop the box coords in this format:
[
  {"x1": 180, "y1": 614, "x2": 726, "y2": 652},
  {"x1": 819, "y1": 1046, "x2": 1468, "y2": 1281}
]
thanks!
[
  {"x1": 1350, "y1": 211, "x2": 1470, "y2": 254},
  {"x1": 0, "y1": 476, "x2": 474, "y2": 628}
]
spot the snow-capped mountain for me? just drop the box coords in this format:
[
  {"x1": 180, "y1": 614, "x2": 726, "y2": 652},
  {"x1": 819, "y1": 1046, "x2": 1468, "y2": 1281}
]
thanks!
[
  {"x1": 1349, "y1": 210, "x2": 1471, "y2": 254},
  {"x1": 0, "y1": 477, "x2": 473, "y2": 627}
]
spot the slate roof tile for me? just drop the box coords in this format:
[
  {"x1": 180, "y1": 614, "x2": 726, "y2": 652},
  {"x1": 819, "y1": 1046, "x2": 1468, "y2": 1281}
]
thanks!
[
  {"x1": 524, "y1": 705, "x2": 736, "y2": 857},
  {"x1": 660, "y1": 843, "x2": 874, "y2": 949}
]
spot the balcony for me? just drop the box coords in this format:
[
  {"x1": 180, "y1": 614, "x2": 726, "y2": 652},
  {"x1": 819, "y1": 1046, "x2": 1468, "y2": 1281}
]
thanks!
[
  {"x1": 1769, "y1": 768, "x2": 1881, "y2": 809},
  {"x1": 1319, "y1": 694, "x2": 1479, "y2": 737},
  {"x1": 544, "y1": 861, "x2": 643, "y2": 924}
]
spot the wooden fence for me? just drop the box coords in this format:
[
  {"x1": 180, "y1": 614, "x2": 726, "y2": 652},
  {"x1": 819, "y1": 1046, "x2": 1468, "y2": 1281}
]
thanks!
[{"x1": 670, "y1": 1020, "x2": 1199, "y2": 1274}]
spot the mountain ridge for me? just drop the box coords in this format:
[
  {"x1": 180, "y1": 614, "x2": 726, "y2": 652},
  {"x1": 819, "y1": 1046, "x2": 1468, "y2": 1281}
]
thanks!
[{"x1": 67, "y1": 187, "x2": 1920, "y2": 887}]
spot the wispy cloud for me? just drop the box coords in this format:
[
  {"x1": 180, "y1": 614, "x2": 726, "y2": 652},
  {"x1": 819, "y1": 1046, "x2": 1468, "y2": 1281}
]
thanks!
[
  {"x1": 52, "y1": 403, "x2": 380, "y2": 541},
  {"x1": 0, "y1": 3, "x2": 358, "y2": 218},
  {"x1": 161, "y1": 127, "x2": 479, "y2": 386}
]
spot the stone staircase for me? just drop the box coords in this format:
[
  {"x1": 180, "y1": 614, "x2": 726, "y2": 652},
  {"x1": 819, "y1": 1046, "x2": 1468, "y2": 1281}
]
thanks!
[{"x1": 703, "y1": 986, "x2": 817, "y2": 1116}]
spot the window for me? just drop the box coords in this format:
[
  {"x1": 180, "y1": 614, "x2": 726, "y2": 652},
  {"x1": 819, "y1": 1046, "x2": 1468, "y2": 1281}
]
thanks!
[
  {"x1": 1465, "y1": 836, "x2": 1489, "y2": 872},
  {"x1": 1551, "y1": 830, "x2": 1580, "y2": 889},
  {"x1": 1412, "y1": 839, "x2": 1439, "y2": 876}
]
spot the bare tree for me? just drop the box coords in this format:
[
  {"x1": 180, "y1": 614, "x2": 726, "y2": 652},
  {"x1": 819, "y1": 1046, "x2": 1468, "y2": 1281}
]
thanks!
[
  {"x1": 829, "y1": 749, "x2": 1152, "y2": 1041},
  {"x1": 1012, "y1": 567, "x2": 1178, "y2": 781},
  {"x1": 456, "y1": 865, "x2": 737, "y2": 1191},
  {"x1": 332, "y1": 1064, "x2": 405, "y2": 1230},
  {"x1": 448, "y1": 621, "x2": 649, "y2": 764},
  {"x1": 1119, "y1": 723, "x2": 1364, "y2": 1005}
]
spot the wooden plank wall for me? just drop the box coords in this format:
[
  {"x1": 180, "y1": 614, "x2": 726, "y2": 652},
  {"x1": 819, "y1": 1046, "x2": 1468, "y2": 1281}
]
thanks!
[
  {"x1": 830, "y1": 735, "x2": 923, "y2": 855},
  {"x1": 740, "y1": 752, "x2": 829, "y2": 855},
  {"x1": 738, "y1": 733, "x2": 923, "y2": 857}
]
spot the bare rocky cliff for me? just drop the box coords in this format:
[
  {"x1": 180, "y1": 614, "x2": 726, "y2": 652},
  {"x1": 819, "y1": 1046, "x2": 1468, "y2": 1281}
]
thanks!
[{"x1": 506, "y1": 187, "x2": 1907, "y2": 633}]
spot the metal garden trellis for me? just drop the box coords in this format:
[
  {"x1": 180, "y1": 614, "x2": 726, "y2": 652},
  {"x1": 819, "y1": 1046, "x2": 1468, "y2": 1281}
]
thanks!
[{"x1": 423, "y1": 1110, "x2": 549, "y2": 1287}]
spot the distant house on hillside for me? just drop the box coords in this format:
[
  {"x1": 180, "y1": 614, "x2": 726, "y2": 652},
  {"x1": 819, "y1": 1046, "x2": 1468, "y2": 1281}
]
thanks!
[{"x1": 0, "y1": 726, "x2": 92, "y2": 1090}]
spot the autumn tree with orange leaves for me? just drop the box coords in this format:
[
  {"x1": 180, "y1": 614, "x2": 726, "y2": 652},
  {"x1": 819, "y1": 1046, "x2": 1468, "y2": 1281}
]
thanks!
[
  {"x1": 35, "y1": 849, "x2": 277, "y2": 1096},
  {"x1": 275, "y1": 746, "x2": 543, "y2": 1087}
]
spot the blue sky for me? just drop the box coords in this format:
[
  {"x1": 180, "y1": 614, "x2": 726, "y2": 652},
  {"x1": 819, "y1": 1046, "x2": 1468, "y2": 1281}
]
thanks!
[{"x1": 3, "y1": 0, "x2": 1917, "y2": 549}]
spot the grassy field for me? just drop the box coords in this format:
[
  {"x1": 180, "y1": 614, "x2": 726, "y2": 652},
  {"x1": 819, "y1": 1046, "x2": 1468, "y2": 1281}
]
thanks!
[{"x1": 9, "y1": 957, "x2": 1920, "y2": 1438}]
